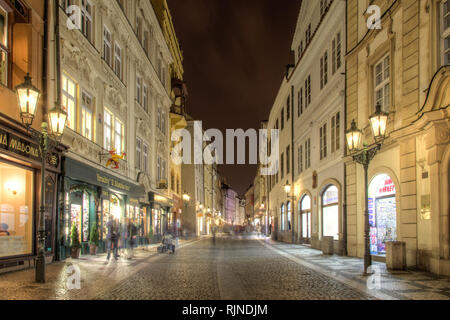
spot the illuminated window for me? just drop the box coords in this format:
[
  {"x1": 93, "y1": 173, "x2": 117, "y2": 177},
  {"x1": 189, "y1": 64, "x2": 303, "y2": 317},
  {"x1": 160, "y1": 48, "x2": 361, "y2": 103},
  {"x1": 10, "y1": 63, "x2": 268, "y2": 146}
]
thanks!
[
  {"x1": 62, "y1": 74, "x2": 77, "y2": 130},
  {"x1": 287, "y1": 202, "x2": 292, "y2": 231},
  {"x1": 0, "y1": 161, "x2": 34, "y2": 258},
  {"x1": 322, "y1": 185, "x2": 339, "y2": 240},
  {"x1": 280, "y1": 204, "x2": 285, "y2": 231},
  {"x1": 136, "y1": 75, "x2": 142, "y2": 104}
]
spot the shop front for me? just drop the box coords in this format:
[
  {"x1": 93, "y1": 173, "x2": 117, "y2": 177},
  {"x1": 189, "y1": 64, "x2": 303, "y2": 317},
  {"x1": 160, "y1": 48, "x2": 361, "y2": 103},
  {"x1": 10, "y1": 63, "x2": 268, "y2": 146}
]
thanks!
[
  {"x1": 58, "y1": 157, "x2": 147, "y2": 260},
  {"x1": 368, "y1": 174, "x2": 397, "y2": 256},
  {"x1": 149, "y1": 192, "x2": 173, "y2": 242},
  {"x1": 0, "y1": 117, "x2": 64, "y2": 272}
]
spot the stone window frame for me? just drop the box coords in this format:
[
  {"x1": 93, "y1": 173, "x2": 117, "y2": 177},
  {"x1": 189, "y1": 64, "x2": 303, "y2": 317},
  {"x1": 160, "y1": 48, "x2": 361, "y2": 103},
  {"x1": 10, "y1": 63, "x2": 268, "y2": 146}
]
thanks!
[{"x1": 366, "y1": 38, "x2": 396, "y2": 121}]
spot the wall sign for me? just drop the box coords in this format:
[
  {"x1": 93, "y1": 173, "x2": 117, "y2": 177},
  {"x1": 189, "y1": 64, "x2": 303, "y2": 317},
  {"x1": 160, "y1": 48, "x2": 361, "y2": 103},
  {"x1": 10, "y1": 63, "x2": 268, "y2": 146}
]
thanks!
[{"x1": 0, "y1": 128, "x2": 41, "y2": 161}]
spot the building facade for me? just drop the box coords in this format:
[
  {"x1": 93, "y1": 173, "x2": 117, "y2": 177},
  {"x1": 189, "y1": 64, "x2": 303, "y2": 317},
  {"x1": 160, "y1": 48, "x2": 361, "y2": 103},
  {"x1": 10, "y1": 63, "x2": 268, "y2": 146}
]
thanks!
[
  {"x1": 346, "y1": 0, "x2": 450, "y2": 275},
  {"x1": 267, "y1": 0, "x2": 346, "y2": 251},
  {"x1": 0, "y1": 0, "x2": 67, "y2": 273},
  {"x1": 56, "y1": 0, "x2": 173, "y2": 258},
  {"x1": 151, "y1": 0, "x2": 188, "y2": 236}
]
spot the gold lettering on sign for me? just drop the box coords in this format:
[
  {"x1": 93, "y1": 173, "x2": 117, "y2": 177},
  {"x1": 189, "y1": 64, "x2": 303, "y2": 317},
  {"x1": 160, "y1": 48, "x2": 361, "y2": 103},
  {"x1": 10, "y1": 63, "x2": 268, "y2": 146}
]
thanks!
[
  {"x1": 0, "y1": 133, "x2": 7, "y2": 146},
  {"x1": 8, "y1": 138, "x2": 39, "y2": 157}
]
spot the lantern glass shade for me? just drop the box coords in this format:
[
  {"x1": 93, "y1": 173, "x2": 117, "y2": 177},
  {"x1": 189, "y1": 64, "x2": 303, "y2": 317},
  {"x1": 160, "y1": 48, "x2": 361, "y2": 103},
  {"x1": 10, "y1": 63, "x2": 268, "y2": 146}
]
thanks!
[
  {"x1": 370, "y1": 103, "x2": 389, "y2": 140},
  {"x1": 346, "y1": 120, "x2": 363, "y2": 153},
  {"x1": 48, "y1": 106, "x2": 67, "y2": 137},
  {"x1": 183, "y1": 193, "x2": 190, "y2": 202},
  {"x1": 284, "y1": 182, "x2": 291, "y2": 194},
  {"x1": 16, "y1": 74, "x2": 40, "y2": 126}
]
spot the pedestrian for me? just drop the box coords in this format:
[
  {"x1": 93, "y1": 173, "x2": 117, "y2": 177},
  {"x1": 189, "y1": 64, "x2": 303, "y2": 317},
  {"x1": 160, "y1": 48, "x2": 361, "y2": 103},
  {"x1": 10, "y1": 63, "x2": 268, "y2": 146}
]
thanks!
[
  {"x1": 106, "y1": 216, "x2": 119, "y2": 261},
  {"x1": 127, "y1": 220, "x2": 138, "y2": 259},
  {"x1": 269, "y1": 223, "x2": 272, "y2": 236},
  {"x1": 120, "y1": 218, "x2": 129, "y2": 257}
]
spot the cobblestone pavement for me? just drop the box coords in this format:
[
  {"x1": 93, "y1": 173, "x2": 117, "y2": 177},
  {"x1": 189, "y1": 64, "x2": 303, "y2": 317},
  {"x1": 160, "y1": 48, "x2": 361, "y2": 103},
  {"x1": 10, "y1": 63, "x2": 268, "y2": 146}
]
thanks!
[
  {"x1": 262, "y1": 238, "x2": 450, "y2": 300},
  {"x1": 98, "y1": 236, "x2": 373, "y2": 300},
  {"x1": 1, "y1": 236, "x2": 449, "y2": 300}
]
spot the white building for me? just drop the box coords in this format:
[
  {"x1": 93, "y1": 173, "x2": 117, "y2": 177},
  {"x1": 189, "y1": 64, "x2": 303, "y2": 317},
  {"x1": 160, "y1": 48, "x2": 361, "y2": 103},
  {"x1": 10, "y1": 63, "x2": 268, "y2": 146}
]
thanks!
[
  {"x1": 57, "y1": 0, "x2": 173, "y2": 256},
  {"x1": 268, "y1": 0, "x2": 346, "y2": 254}
]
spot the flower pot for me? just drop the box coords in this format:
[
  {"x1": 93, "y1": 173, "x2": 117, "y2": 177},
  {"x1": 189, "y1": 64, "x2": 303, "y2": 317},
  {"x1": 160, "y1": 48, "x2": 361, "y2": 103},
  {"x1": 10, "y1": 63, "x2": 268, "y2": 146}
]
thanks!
[
  {"x1": 70, "y1": 247, "x2": 80, "y2": 259},
  {"x1": 89, "y1": 245, "x2": 97, "y2": 255}
]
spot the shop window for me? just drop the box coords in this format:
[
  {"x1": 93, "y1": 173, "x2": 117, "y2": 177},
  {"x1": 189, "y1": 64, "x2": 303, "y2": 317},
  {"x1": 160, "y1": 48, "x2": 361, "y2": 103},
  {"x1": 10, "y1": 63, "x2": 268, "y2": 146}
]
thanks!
[
  {"x1": 0, "y1": 6, "x2": 8, "y2": 86},
  {"x1": 62, "y1": 74, "x2": 77, "y2": 130},
  {"x1": 299, "y1": 195, "x2": 311, "y2": 243},
  {"x1": 374, "y1": 54, "x2": 390, "y2": 112},
  {"x1": 322, "y1": 185, "x2": 339, "y2": 240},
  {"x1": 0, "y1": 161, "x2": 34, "y2": 258},
  {"x1": 368, "y1": 174, "x2": 397, "y2": 255}
]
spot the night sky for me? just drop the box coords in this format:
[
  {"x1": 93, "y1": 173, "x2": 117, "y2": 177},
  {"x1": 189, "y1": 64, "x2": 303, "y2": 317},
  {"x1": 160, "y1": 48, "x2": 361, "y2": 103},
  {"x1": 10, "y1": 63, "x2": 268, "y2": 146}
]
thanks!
[{"x1": 168, "y1": 0, "x2": 300, "y2": 195}]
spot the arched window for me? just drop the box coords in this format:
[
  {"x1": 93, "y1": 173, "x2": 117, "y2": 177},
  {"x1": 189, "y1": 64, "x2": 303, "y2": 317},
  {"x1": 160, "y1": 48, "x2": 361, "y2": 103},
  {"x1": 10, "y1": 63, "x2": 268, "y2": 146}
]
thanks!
[
  {"x1": 287, "y1": 201, "x2": 292, "y2": 231},
  {"x1": 299, "y1": 195, "x2": 311, "y2": 243},
  {"x1": 322, "y1": 185, "x2": 339, "y2": 240},
  {"x1": 280, "y1": 204, "x2": 285, "y2": 231}
]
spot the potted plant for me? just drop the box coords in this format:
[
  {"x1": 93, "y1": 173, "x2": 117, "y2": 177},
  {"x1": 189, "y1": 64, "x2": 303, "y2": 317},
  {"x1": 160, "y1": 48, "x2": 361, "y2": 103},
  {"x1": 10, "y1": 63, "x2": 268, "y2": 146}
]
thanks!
[
  {"x1": 89, "y1": 222, "x2": 99, "y2": 255},
  {"x1": 70, "y1": 224, "x2": 81, "y2": 259}
]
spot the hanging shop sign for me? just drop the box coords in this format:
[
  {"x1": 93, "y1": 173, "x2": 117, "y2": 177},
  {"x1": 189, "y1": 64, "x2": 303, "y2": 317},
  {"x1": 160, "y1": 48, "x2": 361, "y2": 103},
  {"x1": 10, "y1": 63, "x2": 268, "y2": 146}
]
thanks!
[{"x1": 0, "y1": 128, "x2": 41, "y2": 161}]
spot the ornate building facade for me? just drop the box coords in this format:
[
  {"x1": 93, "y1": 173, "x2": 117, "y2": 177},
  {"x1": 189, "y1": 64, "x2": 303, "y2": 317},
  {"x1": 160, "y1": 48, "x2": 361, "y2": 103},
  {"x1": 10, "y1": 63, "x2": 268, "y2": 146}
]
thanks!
[
  {"x1": 345, "y1": 0, "x2": 449, "y2": 275},
  {"x1": 56, "y1": 0, "x2": 173, "y2": 258}
]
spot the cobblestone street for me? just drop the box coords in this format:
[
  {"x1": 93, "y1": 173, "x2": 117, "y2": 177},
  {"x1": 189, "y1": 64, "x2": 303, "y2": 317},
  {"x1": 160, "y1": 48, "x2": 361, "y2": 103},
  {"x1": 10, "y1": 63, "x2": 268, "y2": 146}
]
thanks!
[{"x1": 1, "y1": 236, "x2": 450, "y2": 300}]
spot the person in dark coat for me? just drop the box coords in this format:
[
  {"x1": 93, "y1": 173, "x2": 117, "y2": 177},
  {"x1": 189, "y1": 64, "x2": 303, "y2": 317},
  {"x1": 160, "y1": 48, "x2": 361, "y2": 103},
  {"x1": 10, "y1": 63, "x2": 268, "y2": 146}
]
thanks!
[{"x1": 106, "y1": 216, "x2": 119, "y2": 261}]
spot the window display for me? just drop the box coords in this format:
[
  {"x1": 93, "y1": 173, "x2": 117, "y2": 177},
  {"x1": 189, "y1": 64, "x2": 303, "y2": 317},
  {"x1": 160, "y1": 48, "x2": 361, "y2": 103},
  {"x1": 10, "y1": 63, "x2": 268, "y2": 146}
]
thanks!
[
  {"x1": 0, "y1": 162, "x2": 34, "y2": 258},
  {"x1": 369, "y1": 174, "x2": 397, "y2": 255}
]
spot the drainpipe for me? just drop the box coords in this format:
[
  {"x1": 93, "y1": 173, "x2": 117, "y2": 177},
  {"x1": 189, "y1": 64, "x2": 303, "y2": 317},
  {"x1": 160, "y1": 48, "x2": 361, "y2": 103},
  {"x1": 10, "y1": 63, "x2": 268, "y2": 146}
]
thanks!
[{"x1": 291, "y1": 84, "x2": 295, "y2": 244}]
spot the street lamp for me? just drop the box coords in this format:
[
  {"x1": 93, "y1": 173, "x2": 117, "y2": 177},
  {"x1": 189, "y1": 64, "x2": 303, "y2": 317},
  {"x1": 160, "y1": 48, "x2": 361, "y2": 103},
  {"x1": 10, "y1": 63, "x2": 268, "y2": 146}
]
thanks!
[
  {"x1": 16, "y1": 74, "x2": 66, "y2": 283},
  {"x1": 16, "y1": 73, "x2": 40, "y2": 127},
  {"x1": 182, "y1": 191, "x2": 191, "y2": 237},
  {"x1": 346, "y1": 102, "x2": 389, "y2": 275}
]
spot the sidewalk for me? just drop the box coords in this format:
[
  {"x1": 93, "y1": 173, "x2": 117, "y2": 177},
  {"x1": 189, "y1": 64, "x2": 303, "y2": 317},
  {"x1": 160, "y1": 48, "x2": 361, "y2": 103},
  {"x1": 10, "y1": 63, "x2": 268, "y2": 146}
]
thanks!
[
  {"x1": 0, "y1": 238, "x2": 199, "y2": 300},
  {"x1": 263, "y1": 238, "x2": 450, "y2": 300}
]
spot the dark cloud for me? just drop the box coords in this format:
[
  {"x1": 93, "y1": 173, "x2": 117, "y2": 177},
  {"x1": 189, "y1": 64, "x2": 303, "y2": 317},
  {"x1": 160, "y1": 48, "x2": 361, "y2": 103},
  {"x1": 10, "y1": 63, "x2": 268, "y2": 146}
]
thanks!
[{"x1": 168, "y1": 0, "x2": 300, "y2": 195}]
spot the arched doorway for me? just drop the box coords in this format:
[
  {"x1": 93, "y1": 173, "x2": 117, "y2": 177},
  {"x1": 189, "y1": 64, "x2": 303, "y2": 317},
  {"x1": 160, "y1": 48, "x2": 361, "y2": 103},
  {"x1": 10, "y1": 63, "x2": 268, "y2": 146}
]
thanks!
[
  {"x1": 368, "y1": 174, "x2": 397, "y2": 255},
  {"x1": 322, "y1": 185, "x2": 339, "y2": 240},
  {"x1": 299, "y1": 195, "x2": 311, "y2": 244},
  {"x1": 280, "y1": 203, "x2": 285, "y2": 231}
]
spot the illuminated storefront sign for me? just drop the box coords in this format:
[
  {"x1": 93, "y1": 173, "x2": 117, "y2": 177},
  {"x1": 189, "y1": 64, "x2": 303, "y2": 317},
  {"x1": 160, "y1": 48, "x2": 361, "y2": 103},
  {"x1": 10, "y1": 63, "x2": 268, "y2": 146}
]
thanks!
[{"x1": 0, "y1": 129, "x2": 40, "y2": 161}]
